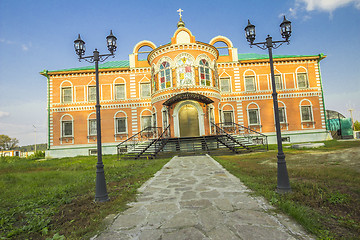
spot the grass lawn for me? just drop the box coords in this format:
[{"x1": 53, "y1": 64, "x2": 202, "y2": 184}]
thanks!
[
  {"x1": 0, "y1": 155, "x2": 170, "y2": 239},
  {"x1": 214, "y1": 140, "x2": 360, "y2": 240}
]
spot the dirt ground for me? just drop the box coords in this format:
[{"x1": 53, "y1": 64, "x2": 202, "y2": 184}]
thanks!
[{"x1": 287, "y1": 147, "x2": 360, "y2": 172}]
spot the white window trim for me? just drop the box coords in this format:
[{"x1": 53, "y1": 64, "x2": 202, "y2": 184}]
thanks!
[
  {"x1": 295, "y1": 72, "x2": 310, "y2": 89},
  {"x1": 174, "y1": 53, "x2": 195, "y2": 87},
  {"x1": 140, "y1": 82, "x2": 151, "y2": 98},
  {"x1": 220, "y1": 77, "x2": 231, "y2": 93},
  {"x1": 115, "y1": 117, "x2": 128, "y2": 134},
  {"x1": 114, "y1": 83, "x2": 126, "y2": 100},
  {"x1": 244, "y1": 75, "x2": 256, "y2": 92},
  {"x1": 61, "y1": 87, "x2": 73, "y2": 104},
  {"x1": 198, "y1": 59, "x2": 212, "y2": 86},
  {"x1": 88, "y1": 85, "x2": 96, "y2": 102}
]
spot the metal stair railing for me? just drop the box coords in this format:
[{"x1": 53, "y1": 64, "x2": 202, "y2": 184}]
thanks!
[
  {"x1": 135, "y1": 125, "x2": 170, "y2": 159},
  {"x1": 211, "y1": 122, "x2": 250, "y2": 152},
  {"x1": 216, "y1": 122, "x2": 268, "y2": 151},
  {"x1": 117, "y1": 126, "x2": 162, "y2": 160}
]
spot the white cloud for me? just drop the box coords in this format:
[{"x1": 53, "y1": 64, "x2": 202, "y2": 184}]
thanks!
[
  {"x1": 287, "y1": 0, "x2": 360, "y2": 19},
  {"x1": 0, "y1": 38, "x2": 32, "y2": 51},
  {"x1": 298, "y1": 0, "x2": 360, "y2": 12},
  {"x1": 0, "y1": 111, "x2": 10, "y2": 118}
]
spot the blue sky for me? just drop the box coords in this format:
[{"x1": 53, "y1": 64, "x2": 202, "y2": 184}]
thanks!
[{"x1": 0, "y1": 0, "x2": 359, "y2": 146}]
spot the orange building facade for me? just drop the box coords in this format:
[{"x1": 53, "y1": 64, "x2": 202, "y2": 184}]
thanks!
[{"x1": 41, "y1": 21, "x2": 329, "y2": 157}]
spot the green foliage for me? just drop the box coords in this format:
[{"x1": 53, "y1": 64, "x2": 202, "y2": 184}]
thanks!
[
  {"x1": 20, "y1": 143, "x2": 47, "y2": 152},
  {"x1": 354, "y1": 120, "x2": 360, "y2": 131},
  {"x1": 27, "y1": 150, "x2": 45, "y2": 160},
  {"x1": 214, "y1": 140, "x2": 360, "y2": 240},
  {"x1": 0, "y1": 155, "x2": 170, "y2": 239},
  {"x1": 0, "y1": 134, "x2": 19, "y2": 150}
]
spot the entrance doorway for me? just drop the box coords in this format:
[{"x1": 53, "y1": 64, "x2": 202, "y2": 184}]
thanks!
[{"x1": 179, "y1": 104, "x2": 199, "y2": 137}]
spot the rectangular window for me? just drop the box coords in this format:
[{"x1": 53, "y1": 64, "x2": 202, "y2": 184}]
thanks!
[
  {"x1": 278, "y1": 107, "x2": 286, "y2": 123},
  {"x1": 297, "y1": 73, "x2": 309, "y2": 89},
  {"x1": 248, "y1": 109, "x2": 259, "y2": 125},
  {"x1": 223, "y1": 111, "x2": 233, "y2": 125},
  {"x1": 89, "y1": 119, "x2": 97, "y2": 136},
  {"x1": 301, "y1": 106, "x2": 312, "y2": 122},
  {"x1": 62, "y1": 87, "x2": 72, "y2": 103},
  {"x1": 88, "y1": 86, "x2": 96, "y2": 102},
  {"x1": 116, "y1": 118, "x2": 126, "y2": 133},
  {"x1": 220, "y1": 78, "x2": 230, "y2": 93},
  {"x1": 62, "y1": 121, "x2": 73, "y2": 137},
  {"x1": 141, "y1": 83, "x2": 151, "y2": 98},
  {"x1": 274, "y1": 74, "x2": 283, "y2": 90},
  {"x1": 115, "y1": 84, "x2": 125, "y2": 100},
  {"x1": 141, "y1": 116, "x2": 152, "y2": 131},
  {"x1": 245, "y1": 76, "x2": 256, "y2": 92}
]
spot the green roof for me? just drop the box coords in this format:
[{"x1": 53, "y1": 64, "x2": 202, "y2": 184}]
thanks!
[
  {"x1": 48, "y1": 53, "x2": 324, "y2": 73},
  {"x1": 238, "y1": 53, "x2": 324, "y2": 61},
  {"x1": 49, "y1": 60, "x2": 129, "y2": 72}
]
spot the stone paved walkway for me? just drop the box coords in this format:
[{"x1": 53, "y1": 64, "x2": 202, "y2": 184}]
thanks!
[{"x1": 93, "y1": 155, "x2": 313, "y2": 240}]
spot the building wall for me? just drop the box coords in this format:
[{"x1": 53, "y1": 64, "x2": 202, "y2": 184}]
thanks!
[{"x1": 44, "y1": 28, "x2": 328, "y2": 157}]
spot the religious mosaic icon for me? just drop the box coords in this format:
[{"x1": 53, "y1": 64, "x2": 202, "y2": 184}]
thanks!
[{"x1": 177, "y1": 56, "x2": 193, "y2": 85}]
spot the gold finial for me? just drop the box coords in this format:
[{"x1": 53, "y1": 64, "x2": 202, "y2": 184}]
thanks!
[{"x1": 177, "y1": 8, "x2": 185, "y2": 28}]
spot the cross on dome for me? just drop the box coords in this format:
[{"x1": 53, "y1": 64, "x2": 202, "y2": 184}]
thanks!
[{"x1": 177, "y1": 8, "x2": 183, "y2": 19}]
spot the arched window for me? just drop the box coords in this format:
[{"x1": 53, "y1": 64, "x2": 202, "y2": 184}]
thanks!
[
  {"x1": 60, "y1": 114, "x2": 73, "y2": 138},
  {"x1": 159, "y1": 61, "x2": 172, "y2": 89},
  {"x1": 199, "y1": 59, "x2": 211, "y2": 86},
  {"x1": 300, "y1": 100, "x2": 313, "y2": 122},
  {"x1": 88, "y1": 113, "x2": 97, "y2": 137},
  {"x1": 296, "y1": 67, "x2": 309, "y2": 89},
  {"x1": 177, "y1": 56, "x2": 194, "y2": 86}
]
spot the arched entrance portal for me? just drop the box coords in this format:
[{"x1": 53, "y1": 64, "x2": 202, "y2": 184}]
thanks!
[{"x1": 179, "y1": 104, "x2": 200, "y2": 137}]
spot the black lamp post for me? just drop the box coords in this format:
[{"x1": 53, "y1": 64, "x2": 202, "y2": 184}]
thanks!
[
  {"x1": 74, "y1": 30, "x2": 117, "y2": 202},
  {"x1": 245, "y1": 16, "x2": 292, "y2": 193}
]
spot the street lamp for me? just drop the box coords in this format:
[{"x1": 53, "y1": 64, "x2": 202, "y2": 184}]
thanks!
[
  {"x1": 245, "y1": 16, "x2": 292, "y2": 193},
  {"x1": 74, "y1": 30, "x2": 117, "y2": 202}
]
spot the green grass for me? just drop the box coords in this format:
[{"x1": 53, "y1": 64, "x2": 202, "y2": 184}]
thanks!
[
  {"x1": 0, "y1": 155, "x2": 170, "y2": 239},
  {"x1": 214, "y1": 140, "x2": 360, "y2": 240}
]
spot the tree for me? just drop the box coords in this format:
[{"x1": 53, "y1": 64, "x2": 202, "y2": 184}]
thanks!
[
  {"x1": 354, "y1": 120, "x2": 360, "y2": 131},
  {"x1": 0, "y1": 134, "x2": 19, "y2": 150}
]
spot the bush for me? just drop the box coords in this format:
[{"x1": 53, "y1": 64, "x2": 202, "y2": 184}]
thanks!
[{"x1": 27, "y1": 151, "x2": 45, "y2": 160}]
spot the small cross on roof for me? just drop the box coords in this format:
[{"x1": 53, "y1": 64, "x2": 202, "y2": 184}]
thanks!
[{"x1": 177, "y1": 8, "x2": 183, "y2": 19}]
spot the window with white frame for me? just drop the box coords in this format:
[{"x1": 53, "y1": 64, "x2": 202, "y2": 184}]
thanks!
[
  {"x1": 278, "y1": 107, "x2": 286, "y2": 123},
  {"x1": 141, "y1": 116, "x2": 152, "y2": 131},
  {"x1": 301, "y1": 106, "x2": 313, "y2": 122},
  {"x1": 88, "y1": 86, "x2": 96, "y2": 102},
  {"x1": 220, "y1": 78, "x2": 230, "y2": 93},
  {"x1": 199, "y1": 59, "x2": 211, "y2": 86},
  {"x1": 223, "y1": 111, "x2": 233, "y2": 125},
  {"x1": 89, "y1": 119, "x2": 97, "y2": 136},
  {"x1": 61, "y1": 87, "x2": 72, "y2": 103},
  {"x1": 245, "y1": 76, "x2": 256, "y2": 92},
  {"x1": 115, "y1": 84, "x2": 125, "y2": 100},
  {"x1": 274, "y1": 74, "x2": 283, "y2": 90},
  {"x1": 297, "y1": 73, "x2": 309, "y2": 89},
  {"x1": 159, "y1": 61, "x2": 172, "y2": 89},
  {"x1": 141, "y1": 83, "x2": 151, "y2": 98},
  {"x1": 115, "y1": 117, "x2": 127, "y2": 134},
  {"x1": 62, "y1": 120, "x2": 73, "y2": 137},
  {"x1": 248, "y1": 109, "x2": 260, "y2": 125}
]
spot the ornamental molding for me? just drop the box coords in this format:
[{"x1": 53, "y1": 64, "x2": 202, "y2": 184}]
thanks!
[
  {"x1": 50, "y1": 67, "x2": 151, "y2": 78},
  {"x1": 220, "y1": 91, "x2": 321, "y2": 102},
  {"x1": 51, "y1": 102, "x2": 152, "y2": 113},
  {"x1": 148, "y1": 43, "x2": 218, "y2": 63}
]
